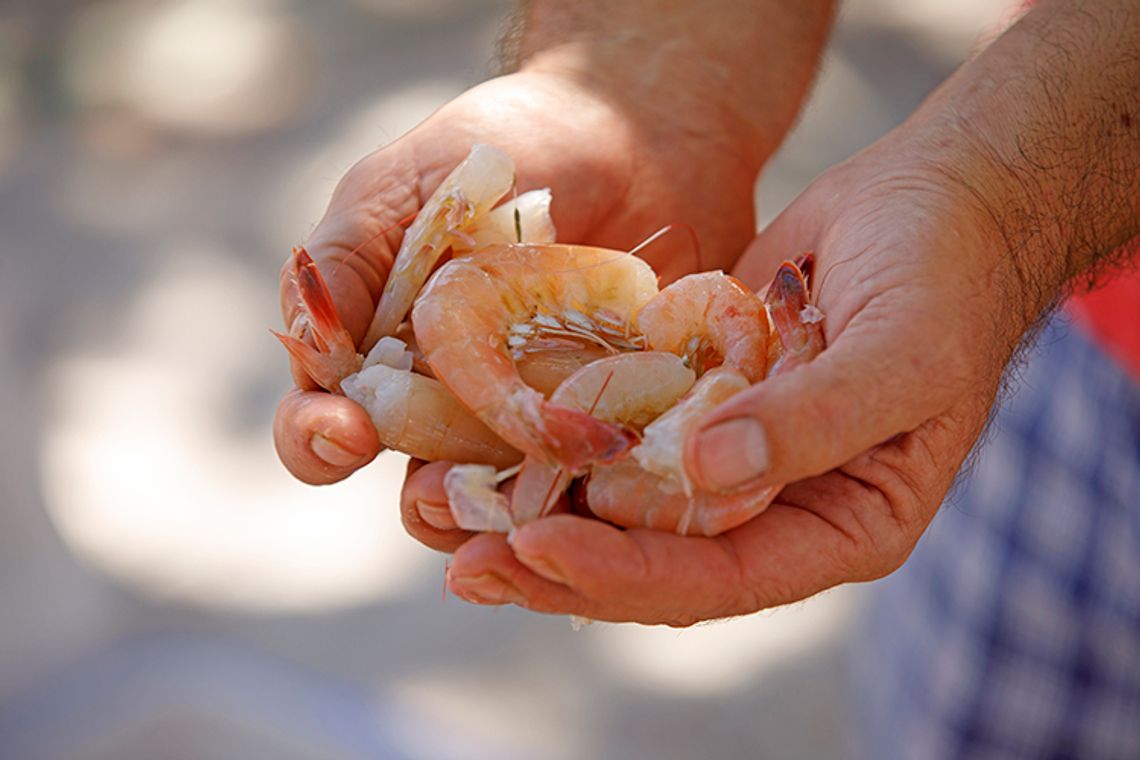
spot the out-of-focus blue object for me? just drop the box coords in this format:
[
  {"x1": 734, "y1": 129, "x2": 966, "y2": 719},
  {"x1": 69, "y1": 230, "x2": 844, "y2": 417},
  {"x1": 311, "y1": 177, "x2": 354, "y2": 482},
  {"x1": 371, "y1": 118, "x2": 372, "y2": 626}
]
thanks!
[{"x1": 853, "y1": 318, "x2": 1140, "y2": 759}]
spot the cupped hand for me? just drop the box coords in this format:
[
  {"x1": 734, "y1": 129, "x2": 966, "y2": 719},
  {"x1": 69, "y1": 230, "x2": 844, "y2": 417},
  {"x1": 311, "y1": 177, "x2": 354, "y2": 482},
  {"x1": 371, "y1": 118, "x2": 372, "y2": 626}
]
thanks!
[
  {"x1": 437, "y1": 123, "x2": 1043, "y2": 625},
  {"x1": 275, "y1": 70, "x2": 761, "y2": 485}
]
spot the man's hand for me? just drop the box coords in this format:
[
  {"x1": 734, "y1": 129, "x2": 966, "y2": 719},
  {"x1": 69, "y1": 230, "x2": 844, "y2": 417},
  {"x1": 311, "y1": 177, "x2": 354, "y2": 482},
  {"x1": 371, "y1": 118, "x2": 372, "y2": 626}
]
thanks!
[
  {"x1": 275, "y1": 2, "x2": 838, "y2": 486},
  {"x1": 275, "y1": 70, "x2": 762, "y2": 484},
  {"x1": 433, "y1": 0, "x2": 1139, "y2": 625},
  {"x1": 427, "y1": 135, "x2": 1017, "y2": 623}
]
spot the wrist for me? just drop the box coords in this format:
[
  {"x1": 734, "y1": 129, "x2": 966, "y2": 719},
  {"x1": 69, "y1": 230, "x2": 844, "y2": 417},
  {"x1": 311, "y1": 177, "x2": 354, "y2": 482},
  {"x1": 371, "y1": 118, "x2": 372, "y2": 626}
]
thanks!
[
  {"x1": 899, "y1": 0, "x2": 1140, "y2": 316},
  {"x1": 504, "y1": 1, "x2": 837, "y2": 174}
]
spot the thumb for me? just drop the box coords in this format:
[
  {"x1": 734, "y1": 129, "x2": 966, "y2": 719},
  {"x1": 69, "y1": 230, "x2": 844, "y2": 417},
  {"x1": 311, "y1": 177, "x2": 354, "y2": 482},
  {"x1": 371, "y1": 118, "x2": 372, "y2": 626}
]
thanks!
[
  {"x1": 685, "y1": 205, "x2": 963, "y2": 491},
  {"x1": 683, "y1": 319, "x2": 949, "y2": 492}
]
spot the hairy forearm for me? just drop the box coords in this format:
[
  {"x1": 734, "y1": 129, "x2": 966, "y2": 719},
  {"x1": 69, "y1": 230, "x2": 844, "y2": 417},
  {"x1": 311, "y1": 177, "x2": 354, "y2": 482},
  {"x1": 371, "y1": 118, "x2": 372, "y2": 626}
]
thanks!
[
  {"x1": 500, "y1": 0, "x2": 838, "y2": 171},
  {"x1": 913, "y1": 0, "x2": 1139, "y2": 309}
]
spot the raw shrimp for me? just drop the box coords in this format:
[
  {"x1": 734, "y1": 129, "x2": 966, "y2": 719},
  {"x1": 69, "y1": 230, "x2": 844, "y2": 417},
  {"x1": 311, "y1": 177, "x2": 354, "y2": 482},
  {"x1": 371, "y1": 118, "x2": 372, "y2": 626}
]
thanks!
[
  {"x1": 765, "y1": 258, "x2": 826, "y2": 373},
  {"x1": 454, "y1": 188, "x2": 555, "y2": 255},
  {"x1": 587, "y1": 258, "x2": 825, "y2": 536},
  {"x1": 612, "y1": 269, "x2": 773, "y2": 496},
  {"x1": 588, "y1": 367, "x2": 766, "y2": 535},
  {"x1": 444, "y1": 352, "x2": 696, "y2": 531},
  {"x1": 275, "y1": 248, "x2": 520, "y2": 466},
  {"x1": 342, "y1": 343, "x2": 522, "y2": 468},
  {"x1": 636, "y1": 270, "x2": 772, "y2": 382},
  {"x1": 363, "y1": 144, "x2": 555, "y2": 349},
  {"x1": 412, "y1": 243, "x2": 661, "y2": 472}
]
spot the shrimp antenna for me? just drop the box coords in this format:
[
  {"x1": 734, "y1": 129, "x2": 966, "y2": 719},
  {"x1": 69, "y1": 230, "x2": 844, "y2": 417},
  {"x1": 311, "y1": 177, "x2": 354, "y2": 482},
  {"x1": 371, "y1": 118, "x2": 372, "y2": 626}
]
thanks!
[
  {"x1": 535, "y1": 223, "x2": 704, "y2": 279},
  {"x1": 587, "y1": 369, "x2": 616, "y2": 416},
  {"x1": 627, "y1": 223, "x2": 703, "y2": 272},
  {"x1": 793, "y1": 252, "x2": 815, "y2": 292},
  {"x1": 328, "y1": 210, "x2": 419, "y2": 279}
]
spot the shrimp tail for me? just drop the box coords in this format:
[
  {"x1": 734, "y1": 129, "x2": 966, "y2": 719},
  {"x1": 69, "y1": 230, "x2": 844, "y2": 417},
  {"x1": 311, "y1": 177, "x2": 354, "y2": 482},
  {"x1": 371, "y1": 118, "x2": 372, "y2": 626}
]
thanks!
[
  {"x1": 766, "y1": 255, "x2": 826, "y2": 374},
  {"x1": 292, "y1": 248, "x2": 351, "y2": 352},
  {"x1": 272, "y1": 331, "x2": 342, "y2": 393},
  {"x1": 276, "y1": 246, "x2": 362, "y2": 392},
  {"x1": 537, "y1": 404, "x2": 638, "y2": 472}
]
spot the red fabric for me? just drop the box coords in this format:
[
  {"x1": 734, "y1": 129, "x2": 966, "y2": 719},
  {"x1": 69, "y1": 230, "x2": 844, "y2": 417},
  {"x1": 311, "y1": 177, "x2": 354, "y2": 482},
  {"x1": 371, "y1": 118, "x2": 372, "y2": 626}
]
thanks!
[{"x1": 1067, "y1": 250, "x2": 1140, "y2": 385}]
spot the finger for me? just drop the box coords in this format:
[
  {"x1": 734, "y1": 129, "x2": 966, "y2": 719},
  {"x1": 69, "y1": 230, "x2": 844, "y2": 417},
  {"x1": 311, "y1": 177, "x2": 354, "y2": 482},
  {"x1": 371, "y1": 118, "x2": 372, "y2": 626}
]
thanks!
[
  {"x1": 401, "y1": 460, "x2": 572, "y2": 553},
  {"x1": 278, "y1": 147, "x2": 422, "y2": 346},
  {"x1": 400, "y1": 460, "x2": 474, "y2": 553},
  {"x1": 512, "y1": 515, "x2": 743, "y2": 623},
  {"x1": 688, "y1": 219, "x2": 964, "y2": 493},
  {"x1": 448, "y1": 510, "x2": 843, "y2": 625},
  {"x1": 447, "y1": 531, "x2": 593, "y2": 614},
  {"x1": 683, "y1": 305, "x2": 959, "y2": 493},
  {"x1": 274, "y1": 389, "x2": 380, "y2": 484},
  {"x1": 447, "y1": 514, "x2": 747, "y2": 625},
  {"x1": 447, "y1": 411, "x2": 977, "y2": 624}
]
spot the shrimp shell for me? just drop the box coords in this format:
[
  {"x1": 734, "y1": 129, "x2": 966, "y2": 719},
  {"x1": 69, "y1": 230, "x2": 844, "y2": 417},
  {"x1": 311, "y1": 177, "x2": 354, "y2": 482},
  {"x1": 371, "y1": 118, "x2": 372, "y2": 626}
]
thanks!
[
  {"x1": 365, "y1": 144, "x2": 516, "y2": 349},
  {"x1": 635, "y1": 271, "x2": 771, "y2": 381},
  {"x1": 341, "y1": 363, "x2": 521, "y2": 468},
  {"x1": 510, "y1": 352, "x2": 696, "y2": 524},
  {"x1": 412, "y1": 244, "x2": 658, "y2": 470}
]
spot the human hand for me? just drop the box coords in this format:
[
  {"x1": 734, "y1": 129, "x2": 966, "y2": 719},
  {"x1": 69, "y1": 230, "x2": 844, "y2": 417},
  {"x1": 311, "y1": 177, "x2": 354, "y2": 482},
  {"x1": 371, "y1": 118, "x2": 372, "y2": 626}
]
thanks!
[
  {"x1": 426, "y1": 126, "x2": 1023, "y2": 621},
  {"x1": 435, "y1": 0, "x2": 1139, "y2": 625},
  {"x1": 274, "y1": 69, "x2": 764, "y2": 485}
]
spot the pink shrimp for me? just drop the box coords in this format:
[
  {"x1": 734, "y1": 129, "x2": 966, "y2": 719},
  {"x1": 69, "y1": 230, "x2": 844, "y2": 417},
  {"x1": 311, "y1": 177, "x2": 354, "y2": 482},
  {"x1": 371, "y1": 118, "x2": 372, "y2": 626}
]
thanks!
[
  {"x1": 362, "y1": 144, "x2": 555, "y2": 350},
  {"x1": 411, "y1": 243, "x2": 661, "y2": 472},
  {"x1": 443, "y1": 351, "x2": 696, "y2": 532},
  {"x1": 636, "y1": 270, "x2": 773, "y2": 381},
  {"x1": 274, "y1": 247, "x2": 521, "y2": 467},
  {"x1": 586, "y1": 257, "x2": 825, "y2": 536}
]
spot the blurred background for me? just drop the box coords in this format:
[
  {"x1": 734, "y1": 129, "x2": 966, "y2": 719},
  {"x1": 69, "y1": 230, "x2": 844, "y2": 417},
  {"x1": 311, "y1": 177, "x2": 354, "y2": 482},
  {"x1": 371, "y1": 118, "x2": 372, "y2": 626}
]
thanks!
[{"x1": 0, "y1": 1, "x2": 1011, "y2": 757}]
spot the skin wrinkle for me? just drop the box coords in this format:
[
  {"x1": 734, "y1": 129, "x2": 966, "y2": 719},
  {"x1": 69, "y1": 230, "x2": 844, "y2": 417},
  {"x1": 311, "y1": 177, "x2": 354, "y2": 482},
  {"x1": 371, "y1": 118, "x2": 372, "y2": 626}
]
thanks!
[
  {"x1": 839, "y1": 456, "x2": 919, "y2": 553},
  {"x1": 713, "y1": 532, "x2": 753, "y2": 615},
  {"x1": 866, "y1": 438, "x2": 937, "y2": 533},
  {"x1": 698, "y1": 543, "x2": 753, "y2": 621}
]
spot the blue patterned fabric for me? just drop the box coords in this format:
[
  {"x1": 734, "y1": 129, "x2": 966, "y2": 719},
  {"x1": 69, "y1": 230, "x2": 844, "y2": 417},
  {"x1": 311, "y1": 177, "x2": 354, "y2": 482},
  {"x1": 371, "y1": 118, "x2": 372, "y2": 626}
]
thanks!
[{"x1": 852, "y1": 318, "x2": 1140, "y2": 760}]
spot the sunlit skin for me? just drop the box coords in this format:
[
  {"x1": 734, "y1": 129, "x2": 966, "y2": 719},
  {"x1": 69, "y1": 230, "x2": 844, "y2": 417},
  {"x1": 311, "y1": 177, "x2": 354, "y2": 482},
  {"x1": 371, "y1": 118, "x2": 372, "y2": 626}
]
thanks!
[{"x1": 277, "y1": 0, "x2": 1139, "y2": 625}]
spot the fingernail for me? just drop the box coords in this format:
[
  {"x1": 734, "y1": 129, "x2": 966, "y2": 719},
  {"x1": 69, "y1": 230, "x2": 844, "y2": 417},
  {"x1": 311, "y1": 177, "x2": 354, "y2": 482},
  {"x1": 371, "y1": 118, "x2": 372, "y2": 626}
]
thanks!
[
  {"x1": 450, "y1": 573, "x2": 527, "y2": 606},
  {"x1": 692, "y1": 417, "x2": 769, "y2": 492},
  {"x1": 311, "y1": 433, "x2": 365, "y2": 468},
  {"x1": 417, "y1": 499, "x2": 457, "y2": 530},
  {"x1": 514, "y1": 551, "x2": 568, "y2": 585}
]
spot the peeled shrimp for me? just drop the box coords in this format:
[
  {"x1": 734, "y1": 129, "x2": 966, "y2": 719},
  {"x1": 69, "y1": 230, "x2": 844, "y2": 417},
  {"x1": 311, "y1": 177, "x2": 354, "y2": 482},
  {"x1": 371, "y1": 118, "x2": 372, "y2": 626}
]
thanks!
[
  {"x1": 275, "y1": 248, "x2": 519, "y2": 466},
  {"x1": 412, "y1": 243, "x2": 659, "y2": 471},
  {"x1": 444, "y1": 352, "x2": 696, "y2": 531},
  {"x1": 454, "y1": 188, "x2": 555, "y2": 255},
  {"x1": 586, "y1": 258, "x2": 825, "y2": 536},
  {"x1": 342, "y1": 339, "x2": 521, "y2": 468},
  {"x1": 636, "y1": 270, "x2": 771, "y2": 382},
  {"x1": 588, "y1": 367, "x2": 766, "y2": 535},
  {"x1": 363, "y1": 144, "x2": 555, "y2": 349},
  {"x1": 277, "y1": 144, "x2": 560, "y2": 465}
]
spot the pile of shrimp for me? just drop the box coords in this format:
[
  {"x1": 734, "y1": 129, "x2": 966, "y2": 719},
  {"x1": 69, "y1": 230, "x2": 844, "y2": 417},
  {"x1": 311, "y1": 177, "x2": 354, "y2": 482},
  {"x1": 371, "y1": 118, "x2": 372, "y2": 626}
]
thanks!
[{"x1": 277, "y1": 144, "x2": 825, "y2": 537}]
